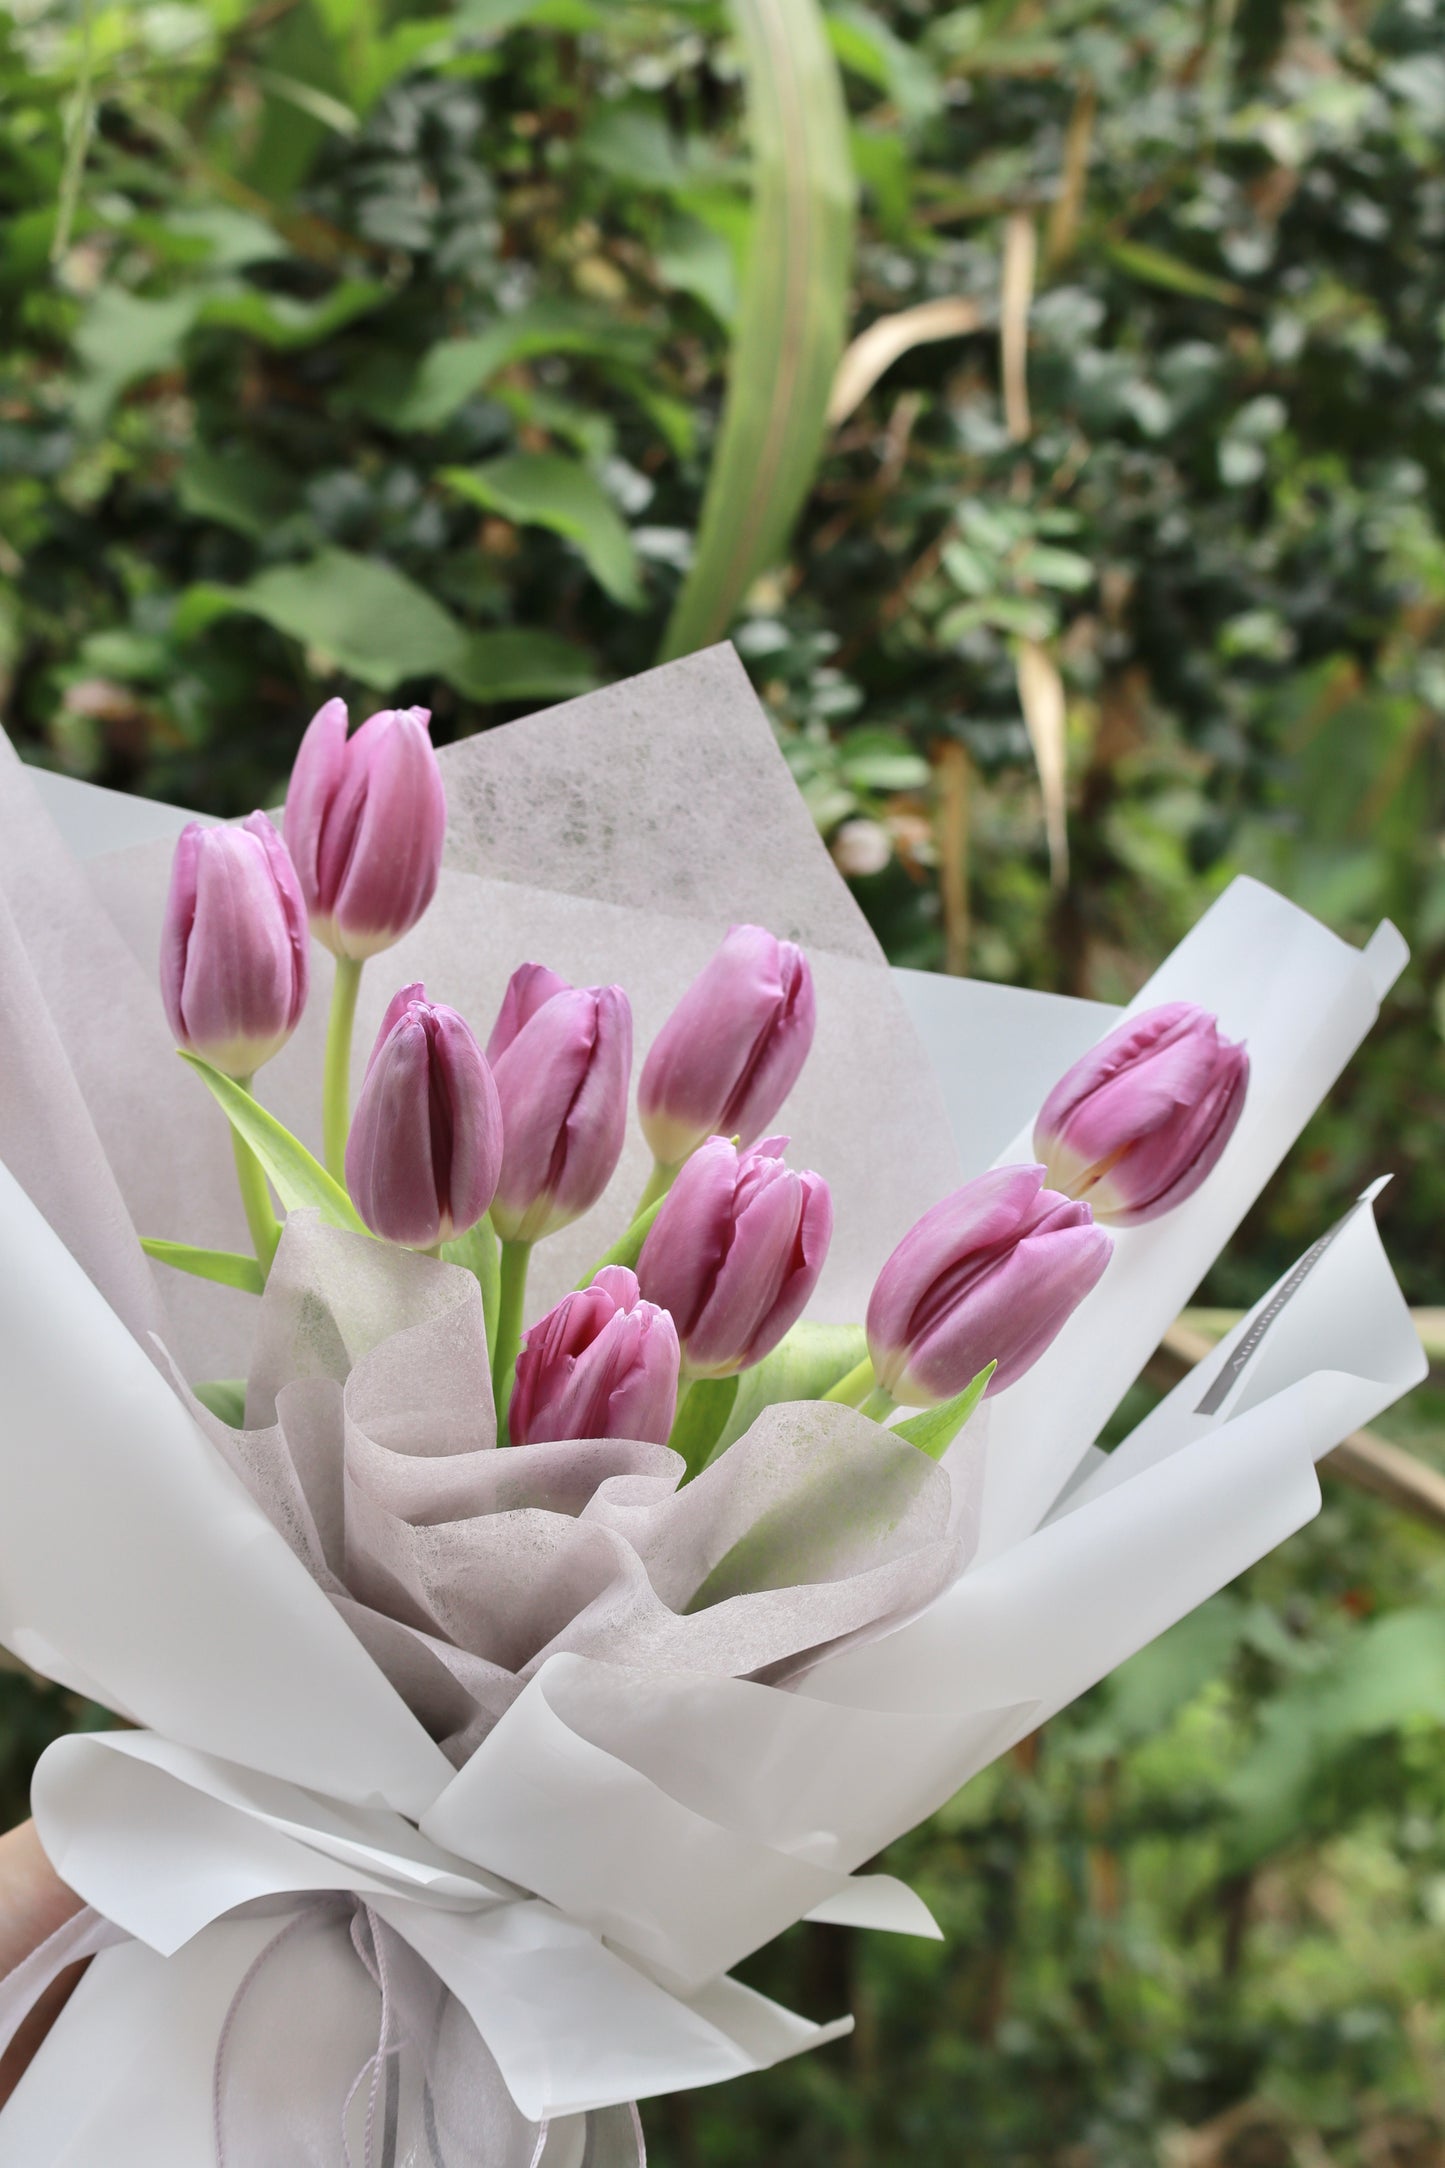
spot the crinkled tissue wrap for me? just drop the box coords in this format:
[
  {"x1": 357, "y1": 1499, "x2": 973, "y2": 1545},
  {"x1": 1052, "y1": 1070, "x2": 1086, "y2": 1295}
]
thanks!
[{"x1": 0, "y1": 645, "x2": 1427, "y2": 2166}]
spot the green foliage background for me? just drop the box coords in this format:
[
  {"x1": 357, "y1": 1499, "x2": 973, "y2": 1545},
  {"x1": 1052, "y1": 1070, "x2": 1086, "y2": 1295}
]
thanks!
[{"x1": 3, "y1": 0, "x2": 1445, "y2": 2158}]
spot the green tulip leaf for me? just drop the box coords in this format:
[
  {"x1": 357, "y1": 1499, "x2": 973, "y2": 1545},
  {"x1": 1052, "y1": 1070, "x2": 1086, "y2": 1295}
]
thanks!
[
  {"x1": 706, "y1": 1321, "x2": 868, "y2": 1464},
  {"x1": 670, "y1": 1377, "x2": 740, "y2": 1481},
  {"x1": 179, "y1": 1055, "x2": 368, "y2": 1235},
  {"x1": 893, "y1": 1363, "x2": 996, "y2": 1462},
  {"x1": 441, "y1": 1215, "x2": 502, "y2": 1353},
  {"x1": 686, "y1": 1419, "x2": 942, "y2": 1611},
  {"x1": 140, "y1": 1239, "x2": 265, "y2": 1296},
  {"x1": 192, "y1": 1378, "x2": 249, "y2": 1426}
]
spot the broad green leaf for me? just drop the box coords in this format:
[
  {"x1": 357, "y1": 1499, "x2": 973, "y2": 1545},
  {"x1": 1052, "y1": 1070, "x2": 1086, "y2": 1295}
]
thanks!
[
  {"x1": 1104, "y1": 240, "x2": 1249, "y2": 308},
  {"x1": 141, "y1": 1239, "x2": 265, "y2": 1296},
  {"x1": 447, "y1": 629, "x2": 598, "y2": 703},
  {"x1": 827, "y1": 2, "x2": 944, "y2": 125},
  {"x1": 73, "y1": 289, "x2": 199, "y2": 425},
  {"x1": 580, "y1": 103, "x2": 696, "y2": 191},
  {"x1": 180, "y1": 1055, "x2": 368, "y2": 1234},
  {"x1": 1017, "y1": 545, "x2": 1094, "y2": 592},
  {"x1": 938, "y1": 595, "x2": 1057, "y2": 644},
  {"x1": 441, "y1": 1215, "x2": 501, "y2": 1352},
  {"x1": 455, "y1": 0, "x2": 603, "y2": 32},
  {"x1": 671, "y1": 1378, "x2": 741, "y2": 1480},
  {"x1": 193, "y1": 1379, "x2": 249, "y2": 1426},
  {"x1": 443, "y1": 455, "x2": 644, "y2": 608},
  {"x1": 175, "y1": 549, "x2": 469, "y2": 690},
  {"x1": 178, "y1": 446, "x2": 298, "y2": 539},
  {"x1": 657, "y1": 215, "x2": 740, "y2": 328},
  {"x1": 162, "y1": 207, "x2": 286, "y2": 272},
  {"x1": 659, "y1": 0, "x2": 856, "y2": 659},
  {"x1": 893, "y1": 1364, "x2": 995, "y2": 1461},
  {"x1": 357, "y1": 299, "x2": 654, "y2": 431},
  {"x1": 198, "y1": 278, "x2": 388, "y2": 349},
  {"x1": 837, "y1": 730, "x2": 932, "y2": 792},
  {"x1": 707, "y1": 1322, "x2": 867, "y2": 1463}
]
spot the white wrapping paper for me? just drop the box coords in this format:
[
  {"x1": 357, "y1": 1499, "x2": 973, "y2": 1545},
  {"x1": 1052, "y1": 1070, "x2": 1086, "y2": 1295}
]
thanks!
[{"x1": 0, "y1": 647, "x2": 1427, "y2": 2160}]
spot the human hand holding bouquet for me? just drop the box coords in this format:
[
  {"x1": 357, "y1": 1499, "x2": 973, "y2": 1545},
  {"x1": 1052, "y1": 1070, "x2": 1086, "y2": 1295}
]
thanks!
[{"x1": 0, "y1": 649, "x2": 1425, "y2": 2165}]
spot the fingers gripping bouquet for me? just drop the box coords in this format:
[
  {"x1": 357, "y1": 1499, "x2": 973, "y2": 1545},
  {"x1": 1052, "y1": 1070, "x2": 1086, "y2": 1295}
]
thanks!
[{"x1": 0, "y1": 649, "x2": 1427, "y2": 2165}]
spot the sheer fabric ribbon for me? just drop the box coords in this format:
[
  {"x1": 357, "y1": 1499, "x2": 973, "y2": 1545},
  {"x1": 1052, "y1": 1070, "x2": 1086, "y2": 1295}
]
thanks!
[{"x1": 0, "y1": 1898, "x2": 645, "y2": 2167}]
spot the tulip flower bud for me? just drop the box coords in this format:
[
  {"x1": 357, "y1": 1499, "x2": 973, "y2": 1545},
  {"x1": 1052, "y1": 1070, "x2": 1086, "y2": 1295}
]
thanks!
[
  {"x1": 284, "y1": 698, "x2": 447, "y2": 960},
  {"x1": 1034, "y1": 1002, "x2": 1249, "y2": 1227},
  {"x1": 346, "y1": 983, "x2": 502, "y2": 1249},
  {"x1": 487, "y1": 968, "x2": 633, "y2": 1244},
  {"x1": 160, "y1": 813, "x2": 310, "y2": 1079},
  {"x1": 638, "y1": 1135, "x2": 833, "y2": 1378},
  {"x1": 510, "y1": 1266, "x2": 680, "y2": 1447},
  {"x1": 638, "y1": 925, "x2": 816, "y2": 1168},
  {"x1": 867, "y1": 1164, "x2": 1112, "y2": 1406}
]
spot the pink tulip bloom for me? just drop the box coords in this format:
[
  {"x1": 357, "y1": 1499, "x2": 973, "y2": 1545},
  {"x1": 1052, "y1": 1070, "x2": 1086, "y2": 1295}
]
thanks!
[
  {"x1": 510, "y1": 1266, "x2": 680, "y2": 1447},
  {"x1": 1035, "y1": 1002, "x2": 1249, "y2": 1226},
  {"x1": 346, "y1": 983, "x2": 502, "y2": 1249},
  {"x1": 638, "y1": 1135, "x2": 833, "y2": 1378},
  {"x1": 639, "y1": 924, "x2": 816, "y2": 1167},
  {"x1": 867, "y1": 1164, "x2": 1112, "y2": 1406},
  {"x1": 487, "y1": 966, "x2": 633, "y2": 1244},
  {"x1": 284, "y1": 699, "x2": 447, "y2": 959},
  {"x1": 160, "y1": 813, "x2": 310, "y2": 1079}
]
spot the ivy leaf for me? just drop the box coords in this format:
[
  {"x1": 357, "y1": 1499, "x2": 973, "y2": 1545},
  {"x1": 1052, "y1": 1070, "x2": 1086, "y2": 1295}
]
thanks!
[
  {"x1": 893, "y1": 1363, "x2": 995, "y2": 1462},
  {"x1": 179, "y1": 1055, "x2": 367, "y2": 1235},
  {"x1": 140, "y1": 1239, "x2": 265, "y2": 1295}
]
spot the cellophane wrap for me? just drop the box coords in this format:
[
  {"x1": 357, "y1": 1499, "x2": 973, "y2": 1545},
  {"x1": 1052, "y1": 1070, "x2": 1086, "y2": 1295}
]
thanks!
[{"x1": 0, "y1": 646, "x2": 1426, "y2": 2164}]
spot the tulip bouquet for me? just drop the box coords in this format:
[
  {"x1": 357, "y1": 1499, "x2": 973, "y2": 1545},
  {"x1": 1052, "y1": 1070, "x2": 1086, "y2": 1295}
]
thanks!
[{"x1": 0, "y1": 647, "x2": 1427, "y2": 2167}]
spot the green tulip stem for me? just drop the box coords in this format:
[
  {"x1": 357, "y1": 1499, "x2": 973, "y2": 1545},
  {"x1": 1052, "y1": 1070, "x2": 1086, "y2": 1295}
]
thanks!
[
  {"x1": 322, "y1": 954, "x2": 364, "y2": 1184},
  {"x1": 634, "y1": 1157, "x2": 679, "y2": 1221},
  {"x1": 492, "y1": 1239, "x2": 532, "y2": 1445},
  {"x1": 231, "y1": 1078, "x2": 280, "y2": 1272},
  {"x1": 861, "y1": 1384, "x2": 897, "y2": 1424},
  {"x1": 822, "y1": 1354, "x2": 876, "y2": 1408},
  {"x1": 576, "y1": 1195, "x2": 667, "y2": 1289}
]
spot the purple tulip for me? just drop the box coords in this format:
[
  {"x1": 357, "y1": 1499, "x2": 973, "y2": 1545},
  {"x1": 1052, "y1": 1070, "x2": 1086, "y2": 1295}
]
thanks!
[
  {"x1": 487, "y1": 967, "x2": 633, "y2": 1244},
  {"x1": 284, "y1": 698, "x2": 447, "y2": 959},
  {"x1": 867, "y1": 1164, "x2": 1113, "y2": 1406},
  {"x1": 160, "y1": 813, "x2": 310, "y2": 1079},
  {"x1": 484, "y1": 961, "x2": 571, "y2": 1066},
  {"x1": 345, "y1": 982, "x2": 502, "y2": 1248},
  {"x1": 638, "y1": 925, "x2": 817, "y2": 1167},
  {"x1": 1034, "y1": 1002, "x2": 1249, "y2": 1226},
  {"x1": 510, "y1": 1266, "x2": 680, "y2": 1447},
  {"x1": 637, "y1": 1135, "x2": 833, "y2": 1378}
]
